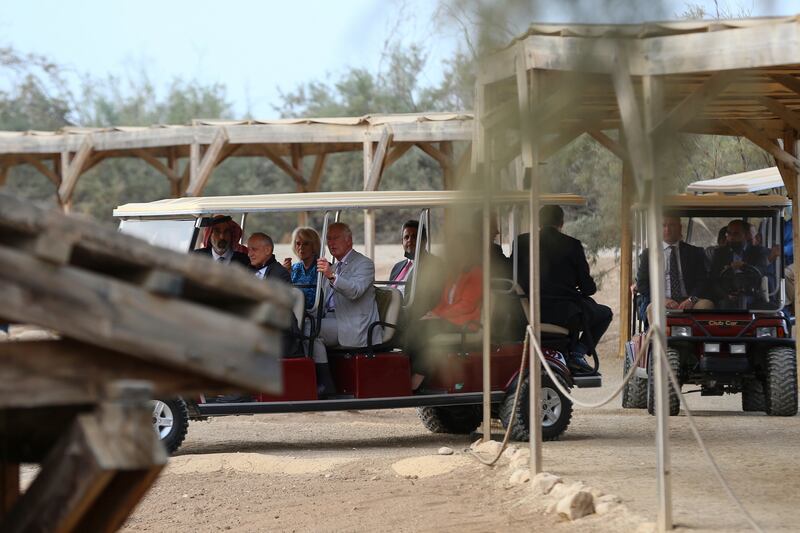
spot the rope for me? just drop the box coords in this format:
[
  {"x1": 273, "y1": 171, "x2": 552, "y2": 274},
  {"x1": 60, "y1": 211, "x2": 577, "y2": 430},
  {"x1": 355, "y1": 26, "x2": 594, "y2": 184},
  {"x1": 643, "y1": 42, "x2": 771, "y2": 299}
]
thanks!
[
  {"x1": 527, "y1": 324, "x2": 653, "y2": 408},
  {"x1": 467, "y1": 329, "x2": 529, "y2": 466},
  {"x1": 660, "y1": 349, "x2": 764, "y2": 532}
]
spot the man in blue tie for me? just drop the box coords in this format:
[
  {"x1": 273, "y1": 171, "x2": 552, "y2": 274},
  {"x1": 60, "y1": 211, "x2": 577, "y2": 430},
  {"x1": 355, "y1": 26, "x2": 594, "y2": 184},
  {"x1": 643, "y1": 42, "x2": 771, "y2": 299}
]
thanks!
[{"x1": 710, "y1": 219, "x2": 770, "y2": 309}]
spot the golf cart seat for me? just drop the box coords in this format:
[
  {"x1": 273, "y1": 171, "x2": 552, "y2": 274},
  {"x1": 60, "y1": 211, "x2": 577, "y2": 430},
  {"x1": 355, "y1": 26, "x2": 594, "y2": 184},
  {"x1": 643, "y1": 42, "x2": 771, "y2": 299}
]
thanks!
[
  {"x1": 367, "y1": 287, "x2": 403, "y2": 349},
  {"x1": 541, "y1": 323, "x2": 570, "y2": 336},
  {"x1": 290, "y1": 287, "x2": 306, "y2": 326}
]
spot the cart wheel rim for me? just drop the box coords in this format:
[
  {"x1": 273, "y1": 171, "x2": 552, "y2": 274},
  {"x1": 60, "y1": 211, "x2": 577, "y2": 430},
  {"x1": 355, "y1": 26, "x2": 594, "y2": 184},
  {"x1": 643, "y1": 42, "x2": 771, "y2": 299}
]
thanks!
[
  {"x1": 151, "y1": 400, "x2": 174, "y2": 439},
  {"x1": 541, "y1": 386, "x2": 562, "y2": 427}
]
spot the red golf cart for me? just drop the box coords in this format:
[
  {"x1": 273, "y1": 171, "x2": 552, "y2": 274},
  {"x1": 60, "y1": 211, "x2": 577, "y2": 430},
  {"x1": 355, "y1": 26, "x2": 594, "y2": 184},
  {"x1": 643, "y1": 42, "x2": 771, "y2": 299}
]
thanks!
[{"x1": 115, "y1": 190, "x2": 603, "y2": 453}]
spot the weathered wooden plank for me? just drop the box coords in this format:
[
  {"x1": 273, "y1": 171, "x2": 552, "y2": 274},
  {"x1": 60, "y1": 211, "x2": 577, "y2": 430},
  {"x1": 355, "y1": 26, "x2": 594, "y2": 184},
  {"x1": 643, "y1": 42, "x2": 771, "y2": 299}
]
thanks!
[
  {"x1": 20, "y1": 155, "x2": 60, "y2": 186},
  {"x1": 132, "y1": 149, "x2": 180, "y2": 181},
  {"x1": 414, "y1": 142, "x2": 449, "y2": 169},
  {"x1": 76, "y1": 467, "x2": 162, "y2": 533},
  {"x1": 652, "y1": 70, "x2": 741, "y2": 137},
  {"x1": 58, "y1": 135, "x2": 93, "y2": 203},
  {"x1": 726, "y1": 119, "x2": 800, "y2": 171},
  {"x1": 588, "y1": 129, "x2": 628, "y2": 161},
  {"x1": 308, "y1": 152, "x2": 327, "y2": 192},
  {"x1": 759, "y1": 96, "x2": 800, "y2": 133},
  {"x1": 383, "y1": 142, "x2": 413, "y2": 170},
  {"x1": 0, "y1": 340, "x2": 242, "y2": 409},
  {"x1": 0, "y1": 191, "x2": 295, "y2": 312},
  {"x1": 258, "y1": 145, "x2": 306, "y2": 186},
  {"x1": 365, "y1": 128, "x2": 393, "y2": 191},
  {"x1": 0, "y1": 244, "x2": 284, "y2": 392},
  {"x1": 186, "y1": 128, "x2": 229, "y2": 197},
  {"x1": 1, "y1": 383, "x2": 165, "y2": 533}
]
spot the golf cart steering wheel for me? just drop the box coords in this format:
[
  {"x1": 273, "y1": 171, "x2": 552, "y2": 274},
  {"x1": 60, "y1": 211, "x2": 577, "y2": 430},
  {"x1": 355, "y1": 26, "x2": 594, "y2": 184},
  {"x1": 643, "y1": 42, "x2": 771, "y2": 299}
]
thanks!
[{"x1": 718, "y1": 264, "x2": 762, "y2": 298}]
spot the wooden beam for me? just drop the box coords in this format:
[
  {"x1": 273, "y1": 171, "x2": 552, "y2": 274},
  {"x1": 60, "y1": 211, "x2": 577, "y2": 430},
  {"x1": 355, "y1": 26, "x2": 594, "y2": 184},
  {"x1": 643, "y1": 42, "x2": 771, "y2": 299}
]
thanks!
[
  {"x1": 132, "y1": 149, "x2": 180, "y2": 181},
  {"x1": 2, "y1": 384, "x2": 166, "y2": 533},
  {"x1": 414, "y1": 142, "x2": 449, "y2": 169},
  {"x1": 611, "y1": 48, "x2": 651, "y2": 189},
  {"x1": 540, "y1": 127, "x2": 586, "y2": 161},
  {"x1": 618, "y1": 159, "x2": 634, "y2": 359},
  {"x1": 258, "y1": 145, "x2": 306, "y2": 187},
  {"x1": 0, "y1": 463, "x2": 19, "y2": 521},
  {"x1": 440, "y1": 141, "x2": 455, "y2": 190},
  {"x1": 308, "y1": 152, "x2": 327, "y2": 192},
  {"x1": 771, "y1": 74, "x2": 800, "y2": 97},
  {"x1": 759, "y1": 96, "x2": 800, "y2": 133},
  {"x1": 20, "y1": 156, "x2": 59, "y2": 186},
  {"x1": 384, "y1": 142, "x2": 413, "y2": 169},
  {"x1": 57, "y1": 135, "x2": 93, "y2": 204},
  {"x1": 651, "y1": 70, "x2": 740, "y2": 137},
  {"x1": 777, "y1": 129, "x2": 798, "y2": 199},
  {"x1": 365, "y1": 128, "x2": 393, "y2": 191},
  {"x1": 185, "y1": 128, "x2": 229, "y2": 197},
  {"x1": 0, "y1": 340, "x2": 240, "y2": 409},
  {"x1": 726, "y1": 119, "x2": 800, "y2": 172},
  {"x1": 588, "y1": 129, "x2": 628, "y2": 161},
  {"x1": 363, "y1": 141, "x2": 375, "y2": 259}
]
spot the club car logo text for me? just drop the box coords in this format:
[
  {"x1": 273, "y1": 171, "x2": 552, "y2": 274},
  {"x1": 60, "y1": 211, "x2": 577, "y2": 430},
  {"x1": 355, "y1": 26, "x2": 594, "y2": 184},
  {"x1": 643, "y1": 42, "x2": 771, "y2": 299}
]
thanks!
[{"x1": 705, "y1": 320, "x2": 743, "y2": 327}]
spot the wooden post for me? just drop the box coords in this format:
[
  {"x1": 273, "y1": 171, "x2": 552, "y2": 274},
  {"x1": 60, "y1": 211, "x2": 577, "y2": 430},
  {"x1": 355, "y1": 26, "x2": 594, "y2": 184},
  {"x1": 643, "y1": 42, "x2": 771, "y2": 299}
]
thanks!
[
  {"x1": 363, "y1": 141, "x2": 375, "y2": 259},
  {"x1": 619, "y1": 157, "x2": 634, "y2": 357},
  {"x1": 440, "y1": 141, "x2": 454, "y2": 190},
  {"x1": 0, "y1": 165, "x2": 7, "y2": 188},
  {"x1": 0, "y1": 462, "x2": 19, "y2": 521},
  {"x1": 643, "y1": 74, "x2": 673, "y2": 533},
  {"x1": 167, "y1": 148, "x2": 180, "y2": 198}
]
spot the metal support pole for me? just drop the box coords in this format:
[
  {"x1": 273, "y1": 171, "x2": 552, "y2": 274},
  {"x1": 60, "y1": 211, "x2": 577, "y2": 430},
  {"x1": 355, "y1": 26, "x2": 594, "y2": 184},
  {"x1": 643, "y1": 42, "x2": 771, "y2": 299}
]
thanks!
[
  {"x1": 481, "y1": 192, "x2": 492, "y2": 442},
  {"x1": 643, "y1": 75, "x2": 672, "y2": 532},
  {"x1": 363, "y1": 141, "x2": 375, "y2": 259}
]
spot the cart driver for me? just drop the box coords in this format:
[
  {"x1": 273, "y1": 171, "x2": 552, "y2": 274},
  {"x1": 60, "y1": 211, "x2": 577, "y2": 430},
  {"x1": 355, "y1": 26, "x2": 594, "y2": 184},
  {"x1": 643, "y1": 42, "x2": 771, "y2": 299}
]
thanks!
[
  {"x1": 636, "y1": 213, "x2": 714, "y2": 321},
  {"x1": 709, "y1": 219, "x2": 770, "y2": 308}
]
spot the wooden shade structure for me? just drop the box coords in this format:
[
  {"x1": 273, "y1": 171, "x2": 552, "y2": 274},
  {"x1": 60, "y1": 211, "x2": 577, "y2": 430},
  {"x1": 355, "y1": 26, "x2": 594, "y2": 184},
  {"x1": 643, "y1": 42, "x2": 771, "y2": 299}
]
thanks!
[
  {"x1": 0, "y1": 112, "x2": 472, "y2": 259},
  {"x1": 474, "y1": 16, "x2": 800, "y2": 531}
]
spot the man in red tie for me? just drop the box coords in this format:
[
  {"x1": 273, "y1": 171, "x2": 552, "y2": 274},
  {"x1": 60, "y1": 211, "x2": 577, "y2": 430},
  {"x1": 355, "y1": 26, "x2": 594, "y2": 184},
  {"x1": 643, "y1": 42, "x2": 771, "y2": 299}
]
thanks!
[{"x1": 389, "y1": 220, "x2": 445, "y2": 322}]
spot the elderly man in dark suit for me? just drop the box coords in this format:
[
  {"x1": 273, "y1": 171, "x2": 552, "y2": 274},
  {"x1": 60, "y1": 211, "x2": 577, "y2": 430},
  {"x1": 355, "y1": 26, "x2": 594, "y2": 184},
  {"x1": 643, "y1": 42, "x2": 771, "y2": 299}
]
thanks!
[
  {"x1": 246, "y1": 232, "x2": 291, "y2": 283},
  {"x1": 193, "y1": 215, "x2": 250, "y2": 267},
  {"x1": 637, "y1": 214, "x2": 714, "y2": 319},
  {"x1": 710, "y1": 219, "x2": 770, "y2": 309}
]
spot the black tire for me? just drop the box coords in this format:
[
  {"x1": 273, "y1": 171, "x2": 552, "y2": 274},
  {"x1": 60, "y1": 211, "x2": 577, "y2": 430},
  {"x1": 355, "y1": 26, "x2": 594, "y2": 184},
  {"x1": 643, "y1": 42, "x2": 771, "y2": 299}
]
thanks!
[
  {"x1": 417, "y1": 405, "x2": 482, "y2": 434},
  {"x1": 499, "y1": 372, "x2": 573, "y2": 442},
  {"x1": 622, "y1": 343, "x2": 647, "y2": 409},
  {"x1": 647, "y1": 348, "x2": 681, "y2": 416},
  {"x1": 153, "y1": 398, "x2": 189, "y2": 454},
  {"x1": 741, "y1": 379, "x2": 766, "y2": 412},
  {"x1": 764, "y1": 347, "x2": 798, "y2": 416}
]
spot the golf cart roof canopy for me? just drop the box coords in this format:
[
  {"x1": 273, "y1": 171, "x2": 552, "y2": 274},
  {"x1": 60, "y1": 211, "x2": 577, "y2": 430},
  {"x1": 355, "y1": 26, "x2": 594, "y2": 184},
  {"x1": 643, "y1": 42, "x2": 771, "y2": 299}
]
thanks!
[
  {"x1": 113, "y1": 190, "x2": 585, "y2": 219},
  {"x1": 634, "y1": 193, "x2": 791, "y2": 211},
  {"x1": 686, "y1": 167, "x2": 785, "y2": 194}
]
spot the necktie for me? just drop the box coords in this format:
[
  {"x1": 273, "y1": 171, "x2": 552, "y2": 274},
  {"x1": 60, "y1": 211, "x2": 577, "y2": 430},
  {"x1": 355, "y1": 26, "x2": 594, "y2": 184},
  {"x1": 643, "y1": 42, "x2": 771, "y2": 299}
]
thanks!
[
  {"x1": 325, "y1": 262, "x2": 342, "y2": 311},
  {"x1": 668, "y1": 245, "x2": 683, "y2": 300},
  {"x1": 392, "y1": 260, "x2": 413, "y2": 288}
]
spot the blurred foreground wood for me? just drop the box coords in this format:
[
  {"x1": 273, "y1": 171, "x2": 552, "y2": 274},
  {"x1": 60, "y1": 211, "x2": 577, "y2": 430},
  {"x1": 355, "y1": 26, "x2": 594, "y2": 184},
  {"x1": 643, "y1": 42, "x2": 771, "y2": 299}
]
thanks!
[{"x1": 0, "y1": 192, "x2": 292, "y2": 532}]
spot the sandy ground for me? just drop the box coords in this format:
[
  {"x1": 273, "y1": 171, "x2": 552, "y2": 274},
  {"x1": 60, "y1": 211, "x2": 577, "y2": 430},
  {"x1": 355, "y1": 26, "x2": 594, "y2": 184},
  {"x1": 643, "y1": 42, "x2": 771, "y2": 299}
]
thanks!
[{"x1": 11, "y1": 252, "x2": 800, "y2": 532}]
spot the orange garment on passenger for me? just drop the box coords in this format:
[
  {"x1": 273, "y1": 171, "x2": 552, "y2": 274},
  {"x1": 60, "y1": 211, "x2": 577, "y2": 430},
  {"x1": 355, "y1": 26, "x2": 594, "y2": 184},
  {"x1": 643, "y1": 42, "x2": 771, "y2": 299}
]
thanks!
[{"x1": 431, "y1": 266, "x2": 483, "y2": 327}]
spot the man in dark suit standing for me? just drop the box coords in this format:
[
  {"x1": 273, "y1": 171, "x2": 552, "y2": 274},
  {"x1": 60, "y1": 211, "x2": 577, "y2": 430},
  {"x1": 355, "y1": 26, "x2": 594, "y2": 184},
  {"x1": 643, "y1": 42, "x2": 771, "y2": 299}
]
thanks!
[
  {"x1": 537, "y1": 205, "x2": 612, "y2": 373},
  {"x1": 247, "y1": 232, "x2": 291, "y2": 283},
  {"x1": 193, "y1": 215, "x2": 250, "y2": 267},
  {"x1": 389, "y1": 220, "x2": 444, "y2": 320},
  {"x1": 710, "y1": 219, "x2": 770, "y2": 308},
  {"x1": 637, "y1": 214, "x2": 714, "y2": 319}
]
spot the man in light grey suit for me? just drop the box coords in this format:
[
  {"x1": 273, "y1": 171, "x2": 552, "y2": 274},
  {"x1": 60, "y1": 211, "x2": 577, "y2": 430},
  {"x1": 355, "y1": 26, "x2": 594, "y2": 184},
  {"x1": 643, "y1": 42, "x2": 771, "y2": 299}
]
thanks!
[{"x1": 312, "y1": 222, "x2": 382, "y2": 397}]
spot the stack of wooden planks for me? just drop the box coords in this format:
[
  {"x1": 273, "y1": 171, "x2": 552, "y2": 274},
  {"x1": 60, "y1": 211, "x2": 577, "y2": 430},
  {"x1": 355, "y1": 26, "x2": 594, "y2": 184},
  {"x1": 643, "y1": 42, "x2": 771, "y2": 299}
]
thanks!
[{"x1": 0, "y1": 191, "x2": 293, "y2": 532}]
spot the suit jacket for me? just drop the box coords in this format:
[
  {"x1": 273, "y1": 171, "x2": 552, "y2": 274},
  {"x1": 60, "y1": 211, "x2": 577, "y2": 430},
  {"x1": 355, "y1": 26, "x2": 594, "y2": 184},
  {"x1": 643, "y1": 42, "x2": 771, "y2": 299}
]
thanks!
[
  {"x1": 709, "y1": 243, "x2": 770, "y2": 300},
  {"x1": 193, "y1": 246, "x2": 250, "y2": 267},
  {"x1": 514, "y1": 230, "x2": 595, "y2": 299},
  {"x1": 637, "y1": 241, "x2": 709, "y2": 302},
  {"x1": 324, "y1": 249, "x2": 382, "y2": 347},
  {"x1": 390, "y1": 252, "x2": 446, "y2": 322},
  {"x1": 253, "y1": 255, "x2": 291, "y2": 284}
]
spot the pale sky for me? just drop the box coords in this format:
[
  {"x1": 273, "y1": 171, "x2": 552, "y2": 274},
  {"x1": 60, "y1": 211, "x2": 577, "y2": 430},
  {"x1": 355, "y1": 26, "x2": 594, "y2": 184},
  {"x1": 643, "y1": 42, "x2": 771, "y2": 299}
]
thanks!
[{"x1": 0, "y1": 0, "x2": 797, "y2": 119}]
